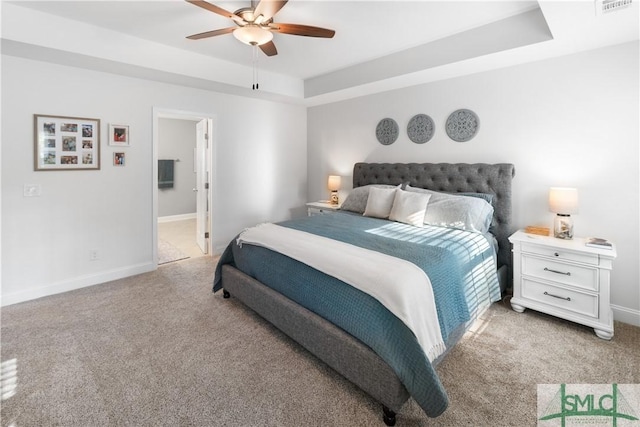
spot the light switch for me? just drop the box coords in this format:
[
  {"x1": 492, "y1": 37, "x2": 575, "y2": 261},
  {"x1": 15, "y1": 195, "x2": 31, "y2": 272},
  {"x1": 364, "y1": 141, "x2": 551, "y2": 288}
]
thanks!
[{"x1": 24, "y1": 184, "x2": 42, "y2": 197}]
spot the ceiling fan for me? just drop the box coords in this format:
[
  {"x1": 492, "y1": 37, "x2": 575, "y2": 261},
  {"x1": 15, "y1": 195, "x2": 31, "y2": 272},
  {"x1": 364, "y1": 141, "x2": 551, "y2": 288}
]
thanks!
[{"x1": 185, "y1": 0, "x2": 336, "y2": 57}]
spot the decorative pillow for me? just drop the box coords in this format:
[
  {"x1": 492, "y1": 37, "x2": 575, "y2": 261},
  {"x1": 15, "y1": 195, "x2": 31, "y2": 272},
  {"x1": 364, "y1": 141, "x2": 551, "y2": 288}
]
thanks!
[
  {"x1": 389, "y1": 190, "x2": 431, "y2": 227},
  {"x1": 405, "y1": 185, "x2": 494, "y2": 233},
  {"x1": 363, "y1": 187, "x2": 397, "y2": 219},
  {"x1": 340, "y1": 184, "x2": 399, "y2": 214}
]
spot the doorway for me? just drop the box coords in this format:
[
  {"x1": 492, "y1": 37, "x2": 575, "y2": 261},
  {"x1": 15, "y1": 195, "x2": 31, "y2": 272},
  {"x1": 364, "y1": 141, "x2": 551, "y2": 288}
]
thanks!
[{"x1": 152, "y1": 109, "x2": 214, "y2": 266}]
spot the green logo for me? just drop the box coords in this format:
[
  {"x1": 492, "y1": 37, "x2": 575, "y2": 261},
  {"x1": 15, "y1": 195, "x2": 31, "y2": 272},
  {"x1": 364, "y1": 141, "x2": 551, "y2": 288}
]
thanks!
[{"x1": 539, "y1": 384, "x2": 639, "y2": 426}]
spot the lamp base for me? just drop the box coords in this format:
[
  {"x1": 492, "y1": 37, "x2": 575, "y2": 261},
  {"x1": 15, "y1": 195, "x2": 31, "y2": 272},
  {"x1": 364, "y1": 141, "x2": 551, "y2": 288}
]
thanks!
[
  {"x1": 330, "y1": 191, "x2": 339, "y2": 205},
  {"x1": 554, "y1": 214, "x2": 573, "y2": 239}
]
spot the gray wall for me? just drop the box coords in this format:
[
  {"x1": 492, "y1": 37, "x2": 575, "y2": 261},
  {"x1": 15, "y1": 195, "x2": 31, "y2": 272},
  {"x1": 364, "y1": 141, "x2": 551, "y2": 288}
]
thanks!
[
  {"x1": 158, "y1": 118, "x2": 197, "y2": 218},
  {"x1": 307, "y1": 42, "x2": 639, "y2": 324},
  {"x1": 1, "y1": 54, "x2": 307, "y2": 306}
]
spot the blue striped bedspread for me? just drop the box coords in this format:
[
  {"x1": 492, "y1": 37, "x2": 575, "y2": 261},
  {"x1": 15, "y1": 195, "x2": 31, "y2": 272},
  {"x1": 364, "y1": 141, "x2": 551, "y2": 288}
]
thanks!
[{"x1": 213, "y1": 212, "x2": 501, "y2": 417}]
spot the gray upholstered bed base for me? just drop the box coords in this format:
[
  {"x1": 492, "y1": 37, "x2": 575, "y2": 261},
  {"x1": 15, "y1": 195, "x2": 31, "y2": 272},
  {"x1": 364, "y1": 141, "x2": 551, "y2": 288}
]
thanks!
[
  {"x1": 221, "y1": 265, "x2": 410, "y2": 414},
  {"x1": 220, "y1": 163, "x2": 515, "y2": 425}
]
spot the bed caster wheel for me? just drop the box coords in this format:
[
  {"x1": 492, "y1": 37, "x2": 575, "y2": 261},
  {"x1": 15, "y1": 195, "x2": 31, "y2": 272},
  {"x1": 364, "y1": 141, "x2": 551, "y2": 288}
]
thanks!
[
  {"x1": 382, "y1": 406, "x2": 396, "y2": 426},
  {"x1": 223, "y1": 290, "x2": 230, "y2": 299}
]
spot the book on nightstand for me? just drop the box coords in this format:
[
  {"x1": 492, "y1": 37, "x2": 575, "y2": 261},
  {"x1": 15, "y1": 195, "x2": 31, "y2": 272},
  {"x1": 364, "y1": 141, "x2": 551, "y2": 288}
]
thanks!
[
  {"x1": 586, "y1": 237, "x2": 613, "y2": 250},
  {"x1": 524, "y1": 226, "x2": 550, "y2": 236}
]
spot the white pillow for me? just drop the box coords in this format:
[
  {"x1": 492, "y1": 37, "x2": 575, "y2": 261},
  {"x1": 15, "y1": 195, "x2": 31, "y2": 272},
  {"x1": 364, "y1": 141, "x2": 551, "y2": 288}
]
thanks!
[
  {"x1": 340, "y1": 184, "x2": 400, "y2": 214},
  {"x1": 389, "y1": 190, "x2": 431, "y2": 227},
  {"x1": 363, "y1": 187, "x2": 397, "y2": 219},
  {"x1": 340, "y1": 184, "x2": 400, "y2": 213},
  {"x1": 405, "y1": 185, "x2": 494, "y2": 233}
]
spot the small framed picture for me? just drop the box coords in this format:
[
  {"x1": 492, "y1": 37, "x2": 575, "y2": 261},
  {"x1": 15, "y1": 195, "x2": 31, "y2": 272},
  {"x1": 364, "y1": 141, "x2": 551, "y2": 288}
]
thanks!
[
  {"x1": 113, "y1": 152, "x2": 125, "y2": 166},
  {"x1": 109, "y1": 124, "x2": 130, "y2": 146},
  {"x1": 34, "y1": 114, "x2": 100, "y2": 171}
]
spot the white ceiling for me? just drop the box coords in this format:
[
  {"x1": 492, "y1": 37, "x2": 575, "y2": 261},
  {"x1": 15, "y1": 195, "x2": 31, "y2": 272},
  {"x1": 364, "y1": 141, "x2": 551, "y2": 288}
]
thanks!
[
  {"x1": 2, "y1": 0, "x2": 639, "y2": 105},
  {"x1": 9, "y1": 0, "x2": 540, "y2": 80}
]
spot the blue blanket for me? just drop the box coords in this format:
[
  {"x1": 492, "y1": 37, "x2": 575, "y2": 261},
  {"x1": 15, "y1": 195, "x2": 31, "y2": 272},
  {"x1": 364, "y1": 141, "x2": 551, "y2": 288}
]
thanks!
[{"x1": 214, "y1": 212, "x2": 501, "y2": 417}]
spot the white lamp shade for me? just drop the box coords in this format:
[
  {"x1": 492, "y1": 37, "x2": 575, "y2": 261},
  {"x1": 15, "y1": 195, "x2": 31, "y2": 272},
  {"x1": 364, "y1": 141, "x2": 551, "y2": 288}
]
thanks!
[
  {"x1": 328, "y1": 175, "x2": 341, "y2": 191},
  {"x1": 233, "y1": 25, "x2": 273, "y2": 46},
  {"x1": 549, "y1": 187, "x2": 578, "y2": 214}
]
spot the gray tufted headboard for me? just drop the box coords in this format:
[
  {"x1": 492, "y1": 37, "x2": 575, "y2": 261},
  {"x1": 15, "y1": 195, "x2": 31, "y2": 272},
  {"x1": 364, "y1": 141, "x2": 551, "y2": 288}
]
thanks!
[{"x1": 353, "y1": 163, "x2": 516, "y2": 280}]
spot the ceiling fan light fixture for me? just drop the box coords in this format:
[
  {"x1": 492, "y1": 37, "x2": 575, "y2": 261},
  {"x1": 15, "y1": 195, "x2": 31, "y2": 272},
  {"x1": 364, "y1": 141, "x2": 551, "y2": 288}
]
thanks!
[{"x1": 233, "y1": 24, "x2": 273, "y2": 46}]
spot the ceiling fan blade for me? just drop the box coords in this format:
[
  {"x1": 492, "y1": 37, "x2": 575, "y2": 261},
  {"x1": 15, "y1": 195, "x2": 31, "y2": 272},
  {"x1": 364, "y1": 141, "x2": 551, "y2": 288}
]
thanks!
[
  {"x1": 270, "y1": 23, "x2": 335, "y2": 38},
  {"x1": 259, "y1": 40, "x2": 278, "y2": 56},
  {"x1": 185, "y1": 0, "x2": 244, "y2": 24},
  {"x1": 253, "y1": 0, "x2": 288, "y2": 22},
  {"x1": 186, "y1": 27, "x2": 236, "y2": 40}
]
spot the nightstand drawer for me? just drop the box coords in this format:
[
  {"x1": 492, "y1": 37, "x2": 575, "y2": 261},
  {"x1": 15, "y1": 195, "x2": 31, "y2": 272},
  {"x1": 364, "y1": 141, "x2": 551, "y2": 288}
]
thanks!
[
  {"x1": 308, "y1": 208, "x2": 336, "y2": 216},
  {"x1": 521, "y1": 243, "x2": 598, "y2": 266},
  {"x1": 306, "y1": 202, "x2": 340, "y2": 217},
  {"x1": 521, "y1": 278, "x2": 599, "y2": 318},
  {"x1": 521, "y1": 254, "x2": 598, "y2": 291}
]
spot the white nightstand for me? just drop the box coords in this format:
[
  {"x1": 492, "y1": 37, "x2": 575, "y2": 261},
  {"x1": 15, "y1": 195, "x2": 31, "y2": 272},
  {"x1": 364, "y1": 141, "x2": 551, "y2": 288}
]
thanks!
[
  {"x1": 306, "y1": 201, "x2": 341, "y2": 216},
  {"x1": 509, "y1": 230, "x2": 617, "y2": 340}
]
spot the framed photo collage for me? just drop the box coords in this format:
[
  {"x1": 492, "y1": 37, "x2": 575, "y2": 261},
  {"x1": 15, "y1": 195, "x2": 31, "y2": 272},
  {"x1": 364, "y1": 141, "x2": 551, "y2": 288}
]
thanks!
[{"x1": 34, "y1": 114, "x2": 130, "y2": 171}]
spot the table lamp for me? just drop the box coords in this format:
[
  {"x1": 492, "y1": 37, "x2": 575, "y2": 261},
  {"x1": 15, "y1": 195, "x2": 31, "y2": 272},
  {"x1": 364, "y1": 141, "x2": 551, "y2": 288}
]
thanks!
[
  {"x1": 328, "y1": 175, "x2": 341, "y2": 205},
  {"x1": 548, "y1": 187, "x2": 578, "y2": 239}
]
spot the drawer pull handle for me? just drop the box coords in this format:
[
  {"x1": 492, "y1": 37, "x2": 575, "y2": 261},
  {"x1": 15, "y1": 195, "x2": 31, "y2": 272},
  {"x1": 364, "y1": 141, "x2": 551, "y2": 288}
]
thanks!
[
  {"x1": 554, "y1": 252, "x2": 560, "y2": 257},
  {"x1": 544, "y1": 267, "x2": 571, "y2": 276},
  {"x1": 544, "y1": 291, "x2": 571, "y2": 301}
]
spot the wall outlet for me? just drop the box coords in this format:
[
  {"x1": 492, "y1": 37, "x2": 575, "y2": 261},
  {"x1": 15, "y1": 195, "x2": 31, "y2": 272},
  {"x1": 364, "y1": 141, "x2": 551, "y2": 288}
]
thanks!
[
  {"x1": 89, "y1": 249, "x2": 99, "y2": 261},
  {"x1": 23, "y1": 184, "x2": 42, "y2": 197}
]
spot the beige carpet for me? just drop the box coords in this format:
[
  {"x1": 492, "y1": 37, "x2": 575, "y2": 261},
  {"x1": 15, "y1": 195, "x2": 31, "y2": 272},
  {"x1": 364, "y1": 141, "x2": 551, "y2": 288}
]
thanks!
[{"x1": 1, "y1": 257, "x2": 638, "y2": 426}]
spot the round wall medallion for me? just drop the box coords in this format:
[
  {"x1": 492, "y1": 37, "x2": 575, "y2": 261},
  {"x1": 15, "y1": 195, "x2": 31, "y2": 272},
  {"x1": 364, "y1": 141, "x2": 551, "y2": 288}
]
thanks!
[
  {"x1": 446, "y1": 109, "x2": 479, "y2": 142},
  {"x1": 407, "y1": 114, "x2": 435, "y2": 144},
  {"x1": 376, "y1": 118, "x2": 399, "y2": 145}
]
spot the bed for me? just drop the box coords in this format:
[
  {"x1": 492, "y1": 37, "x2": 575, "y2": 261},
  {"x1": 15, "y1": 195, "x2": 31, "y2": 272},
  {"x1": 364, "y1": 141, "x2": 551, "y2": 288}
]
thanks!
[{"x1": 214, "y1": 162, "x2": 515, "y2": 425}]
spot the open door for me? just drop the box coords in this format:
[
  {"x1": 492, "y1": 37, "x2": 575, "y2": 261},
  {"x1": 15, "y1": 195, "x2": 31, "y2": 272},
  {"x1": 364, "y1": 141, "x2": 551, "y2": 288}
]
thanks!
[{"x1": 195, "y1": 119, "x2": 209, "y2": 254}]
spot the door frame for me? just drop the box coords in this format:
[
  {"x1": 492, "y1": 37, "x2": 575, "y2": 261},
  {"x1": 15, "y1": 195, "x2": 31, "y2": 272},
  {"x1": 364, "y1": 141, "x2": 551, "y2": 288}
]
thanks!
[
  {"x1": 152, "y1": 107, "x2": 216, "y2": 266},
  {"x1": 195, "y1": 118, "x2": 210, "y2": 255}
]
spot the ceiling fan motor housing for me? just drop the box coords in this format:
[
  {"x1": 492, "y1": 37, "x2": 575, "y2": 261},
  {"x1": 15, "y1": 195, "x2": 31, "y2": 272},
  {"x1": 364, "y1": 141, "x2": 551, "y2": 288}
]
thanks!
[{"x1": 234, "y1": 7, "x2": 273, "y2": 26}]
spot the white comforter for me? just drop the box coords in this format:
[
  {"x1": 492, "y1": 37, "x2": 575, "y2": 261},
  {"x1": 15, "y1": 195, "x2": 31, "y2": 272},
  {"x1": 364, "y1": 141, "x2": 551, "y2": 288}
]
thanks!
[{"x1": 237, "y1": 223, "x2": 446, "y2": 362}]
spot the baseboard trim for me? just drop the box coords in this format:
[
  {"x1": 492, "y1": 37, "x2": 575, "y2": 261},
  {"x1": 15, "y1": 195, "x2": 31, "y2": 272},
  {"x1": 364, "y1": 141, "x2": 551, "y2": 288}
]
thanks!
[
  {"x1": 612, "y1": 304, "x2": 640, "y2": 327},
  {"x1": 212, "y1": 244, "x2": 227, "y2": 256},
  {"x1": 1, "y1": 262, "x2": 155, "y2": 307},
  {"x1": 158, "y1": 213, "x2": 197, "y2": 223},
  {"x1": 6, "y1": 262, "x2": 636, "y2": 326}
]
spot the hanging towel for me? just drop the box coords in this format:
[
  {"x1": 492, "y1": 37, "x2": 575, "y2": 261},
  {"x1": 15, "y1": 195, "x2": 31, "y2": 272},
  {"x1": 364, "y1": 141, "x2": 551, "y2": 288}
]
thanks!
[{"x1": 158, "y1": 160, "x2": 175, "y2": 189}]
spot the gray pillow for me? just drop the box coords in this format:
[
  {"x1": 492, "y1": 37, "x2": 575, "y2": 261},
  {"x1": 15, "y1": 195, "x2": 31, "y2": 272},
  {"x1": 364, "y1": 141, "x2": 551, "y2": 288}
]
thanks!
[
  {"x1": 400, "y1": 182, "x2": 493, "y2": 205},
  {"x1": 455, "y1": 192, "x2": 494, "y2": 205},
  {"x1": 340, "y1": 184, "x2": 399, "y2": 214},
  {"x1": 405, "y1": 185, "x2": 494, "y2": 233},
  {"x1": 455, "y1": 192, "x2": 496, "y2": 233}
]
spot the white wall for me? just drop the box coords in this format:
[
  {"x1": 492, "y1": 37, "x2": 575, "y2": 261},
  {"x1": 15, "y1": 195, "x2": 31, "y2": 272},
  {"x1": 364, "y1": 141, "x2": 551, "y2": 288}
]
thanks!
[
  {"x1": 308, "y1": 42, "x2": 639, "y2": 324},
  {"x1": 1, "y1": 55, "x2": 307, "y2": 305},
  {"x1": 158, "y1": 118, "x2": 197, "y2": 218}
]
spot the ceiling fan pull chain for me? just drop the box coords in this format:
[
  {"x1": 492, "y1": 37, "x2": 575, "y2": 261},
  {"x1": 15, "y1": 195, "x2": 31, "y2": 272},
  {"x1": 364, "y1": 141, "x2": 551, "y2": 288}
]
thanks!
[{"x1": 251, "y1": 44, "x2": 260, "y2": 90}]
